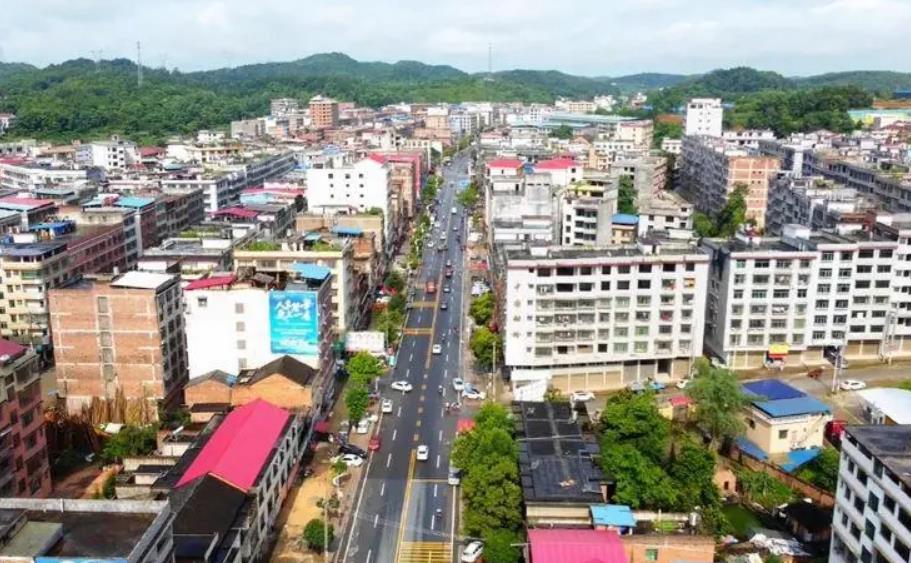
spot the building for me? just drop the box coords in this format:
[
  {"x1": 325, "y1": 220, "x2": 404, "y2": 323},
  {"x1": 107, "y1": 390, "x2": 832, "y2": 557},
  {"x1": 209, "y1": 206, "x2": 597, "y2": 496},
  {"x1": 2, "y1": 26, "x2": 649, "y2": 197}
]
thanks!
[
  {"x1": 528, "y1": 529, "x2": 627, "y2": 563},
  {"x1": 723, "y1": 129, "x2": 776, "y2": 149},
  {"x1": 0, "y1": 498, "x2": 174, "y2": 563},
  {"x1": 488, "y1": 170, "x2": 557, "y2": 248},
  {"x1": 684, "y1": 98, "x2": 723, "y2": 137},
  {"x1": 765, "y1": 176, "x2": 872, "y2": 236},
  {"x1": 558, "y1": 182, "x2": 617, "y2": 247},
  {"x1": 830, "y1": 425, "x2": 911, "y2": 563},
  {"x1": 230, "y1": 118, "x2": 266, "y2": 139},
  {"x1": 0, "y1": 160, "x2": 89, "y2": 192},
  {"x1": 270, "y1": 97, "x2": 300, "y2": 117},
  {"x1": 0, "y1": 339, "x2": 51, "y2": 498},
  {"x1": 309, "y1": 95, "x2": 339, "y2": 129},
  {"x1": 621, "y1": 535, "x2": 715, "y2": 563},
  {"x1": 75, "y1": 137, "x2": 140, "y2": 171},
  {"x1": 0, "y1": 113, "x2": 15, "y2": 135},
  {"x1": 739, "y1": 379, "x2": 832, "y2": 460},
  {"x1": 49, "y1": 272, "x2": 188, "y2": 420},
  {"x1": 680, "y1": 135, "x2": 780, "y2": 230},
  {"x1": 184, "y1": 271, "x2": 334, "y2": 384},
  {"x1": 504, "y1": 239, "x2": 709, "y2": 399}
]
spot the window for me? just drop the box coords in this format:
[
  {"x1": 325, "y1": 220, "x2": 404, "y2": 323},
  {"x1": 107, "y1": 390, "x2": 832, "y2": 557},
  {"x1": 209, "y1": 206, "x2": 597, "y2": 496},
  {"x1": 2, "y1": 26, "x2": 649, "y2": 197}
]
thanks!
[
  {"x1": 881, "y1": 524, "x2": 892, "y2": 543},
  {"x1": 864, "y1": 519, "x2": 875, "y2": 540},
  {"x1": 645, "y1": 549, "x2": 658, "y2": 561},
  {"x1": 637, "y1": 280, "x2": 651, "y2": 289},
  {"x1": 868, "y1": 492, "x2": 879, "y2": 512},
  {"x1": 778, "y1": 429, "x2": 788, "y2": 439},
  {"x1": 96, "y1": 296, "x2": 109, "y2": 313},
  {"x1": 197, "y1": 297, "x2": 208, "y2": 308},
  {"x1": 236, "y1": 321, "x2": 245, "y2": 332},
  {"x1": 235, "y1": 303, "x2": 245, "y2": 314},
  {"x1": 237, "y1": 340, "x2": 246, "y2": 350},
  {"x1": 601, "y1": 281, "x2": 611, "y2": 291},
  {"x1": 884, "y1": 495, "x2": 896, "y2": 513}
]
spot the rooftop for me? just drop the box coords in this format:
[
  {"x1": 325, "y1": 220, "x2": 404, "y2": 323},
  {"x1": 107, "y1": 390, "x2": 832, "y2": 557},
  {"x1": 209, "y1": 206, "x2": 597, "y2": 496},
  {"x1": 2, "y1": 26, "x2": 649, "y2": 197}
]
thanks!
[
  {"x1": 172, "y1": 474, "x2": 248, "y2": 561},
  {"x1": 590, "y1": 504, "x2": 637, "y2": 528},
  {"x1": 184, "y1": 274, "x2": 237, "y2": 291},
  {"x1": 111, "y1": 271, "x2": 177, "y2": 290},
  {"x1": 291, "y1": 262, "x2": 332, "y2": 281},
  {"x1": 752, "y1": 396, "x2": 831, "y2": 418},
  {"x1": 487, "y1": 158, "x2": 525, "y2": 169},
  {"x1": 612, "y1": 213, "x2": 639, "y2": 226},
  {"x1": 528, "y1": 529, "x2": 627, "y2": 563},
  {"x1": 856, "y1": 388, "x2": 911, "y2": 425}
]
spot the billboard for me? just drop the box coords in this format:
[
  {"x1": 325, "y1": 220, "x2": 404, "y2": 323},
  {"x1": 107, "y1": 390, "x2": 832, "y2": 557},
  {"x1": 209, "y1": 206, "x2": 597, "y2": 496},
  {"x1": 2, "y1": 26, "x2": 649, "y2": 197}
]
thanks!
[{"x1": 269, "y1": 291, "x2": 320, "y2": 356}]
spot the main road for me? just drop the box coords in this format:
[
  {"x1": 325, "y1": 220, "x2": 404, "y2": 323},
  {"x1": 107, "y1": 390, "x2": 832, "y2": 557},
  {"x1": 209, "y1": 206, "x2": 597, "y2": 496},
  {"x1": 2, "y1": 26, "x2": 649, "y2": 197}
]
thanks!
[{"x1": 338, "y1": 151, "x2": 473, "y2": 563}]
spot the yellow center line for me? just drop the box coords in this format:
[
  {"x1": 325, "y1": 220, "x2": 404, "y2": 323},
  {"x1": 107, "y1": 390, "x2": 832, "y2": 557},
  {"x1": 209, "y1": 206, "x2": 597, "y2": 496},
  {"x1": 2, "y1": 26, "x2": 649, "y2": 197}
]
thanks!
[
  {"x1": 413, "y1": 433, "x2": 419, "y2": 442},
  {"x1": 416, "y1": 419, "x2": 422, "y2": 427},
  {"x1": 394, "y1": 450, "x2": 417, "y2": 562},
  {"x1": 417, "y1": 406, "x2": 424, "y2": 414},
  {"x1": 425, "y1": 265, "x2": 446, "y2": 369}
]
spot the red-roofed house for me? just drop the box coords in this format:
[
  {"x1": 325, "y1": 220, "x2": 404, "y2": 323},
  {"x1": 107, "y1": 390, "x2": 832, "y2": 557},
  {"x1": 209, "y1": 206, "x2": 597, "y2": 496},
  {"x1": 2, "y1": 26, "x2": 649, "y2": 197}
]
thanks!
[
  {"x1": 487, "y1": 159, "x2": 525, "y2": 179},
  {"x1": 534, "y1": 158, "x2": 582, "y2": 186},
  {"x1": 529, "y1": 529, "x2": 628, "y2": 563}
]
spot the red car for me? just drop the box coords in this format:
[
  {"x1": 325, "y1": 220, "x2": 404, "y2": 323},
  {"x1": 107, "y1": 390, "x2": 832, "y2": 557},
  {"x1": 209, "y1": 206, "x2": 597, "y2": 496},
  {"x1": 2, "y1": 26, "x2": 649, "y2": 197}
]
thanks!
[{"x1": 368, "y1": 435, "x2": 382, "y2": 451}]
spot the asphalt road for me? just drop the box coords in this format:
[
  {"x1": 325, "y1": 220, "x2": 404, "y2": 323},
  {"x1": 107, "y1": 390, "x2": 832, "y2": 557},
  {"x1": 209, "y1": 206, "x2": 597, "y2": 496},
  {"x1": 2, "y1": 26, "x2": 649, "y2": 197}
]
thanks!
[{"x1": 339, "y1": 152, "x2": 473, "y2": 563}]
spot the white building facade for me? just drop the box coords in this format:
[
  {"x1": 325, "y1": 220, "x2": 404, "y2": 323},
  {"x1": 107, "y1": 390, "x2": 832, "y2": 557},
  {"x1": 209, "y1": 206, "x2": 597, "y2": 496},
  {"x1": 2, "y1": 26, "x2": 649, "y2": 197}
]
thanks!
[
  {"x1": 306, "y1": 158, "x2": 394, "y2": 244},
  {"x1": 684, "y1": 98, "x2": 723, "y2": 137}
]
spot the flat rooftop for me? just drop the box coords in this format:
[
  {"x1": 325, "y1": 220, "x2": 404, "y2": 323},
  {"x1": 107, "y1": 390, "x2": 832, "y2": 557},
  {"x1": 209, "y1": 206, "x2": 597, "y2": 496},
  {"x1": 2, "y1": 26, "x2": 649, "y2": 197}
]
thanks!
[
  {"x1": 846, "y1": 425, "x2": 911, "y2": 489},
  {"x1": 506, "y1": 243, "x2": 707, "y2": 262}
]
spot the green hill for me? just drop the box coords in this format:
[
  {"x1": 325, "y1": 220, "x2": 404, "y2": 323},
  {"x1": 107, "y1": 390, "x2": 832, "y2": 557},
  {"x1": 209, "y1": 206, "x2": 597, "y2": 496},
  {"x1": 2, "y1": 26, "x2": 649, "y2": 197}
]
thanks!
[
  {"x1": 607, "y1": 73, "x2": 691, "y2": 92},
  {"x1": 793, "y1": 71, "x2": 911, "y2": 94}
]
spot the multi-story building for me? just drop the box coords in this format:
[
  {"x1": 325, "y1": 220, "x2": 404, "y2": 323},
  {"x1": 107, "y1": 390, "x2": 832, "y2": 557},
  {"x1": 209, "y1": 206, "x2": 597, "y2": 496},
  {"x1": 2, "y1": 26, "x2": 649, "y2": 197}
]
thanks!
[
  {"x1": 0, "y1": 113, "x2": 15, "y2": 134},
  {"x1": 270, "y1": 97, "x2": 300, "y2": 117},
  {"x1": 0, "y1": 160, "x2": 89, "y2": 192},
  {"x1": 558, "y1": 182, "x2": 617, "y2": 247},
  {"x1": 138, "y1": 225, "x2": 253, "y2": 276},
  {"x1": 661, "y1": 138, "x2": 682, "y2": 155},
  {"x1": 49, "y1": 271, "x2": 188, "y2": 419},
  {"x1": 765, "y1": 175, "x2": 873, "y2": 236},
  {"x1": 680, "y1": 135, "x2": 780, "y2": 230},
  {"x1": 230, "y1": 118, "x2": 266, "y2": 139},
  {"x1": 0, "y1": 339, "x2": 51, "y2": 498},
  {"x1": 74, "y1": 137, "x2": 139, "y2": 171},
  {"x1": 309, "y1": 95, "x2": 339, "y2": 129},
  {"x1": 830, "y1": 425, "x2": 911, "y2": 563},
  {"x1": 723, "y1": 129, "x2": 776, "y2": 149},
  {"x1": 487, "y1": 168, "x2": 557, "y2": 248},
  {"x1": 637, "y1": 190, "x2": 695, "y2": 234},
  {"x1": 503, "y1": 239, "x2": 709, "y2": 399},
  {"x1": 702, "y1": 225, "x2": 906, "y2": 370},
  {"x1": 155, "y1": 190, "x2": 206, "y2": 240},
  {"x1": 684, "y1": 98, "x2": 723, "y2": 137}
]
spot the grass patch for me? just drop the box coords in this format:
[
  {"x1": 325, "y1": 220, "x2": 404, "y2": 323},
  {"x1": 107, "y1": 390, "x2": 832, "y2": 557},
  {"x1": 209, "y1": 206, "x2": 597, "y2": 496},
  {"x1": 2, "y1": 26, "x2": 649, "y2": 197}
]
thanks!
[{"x1": 722, "y1": 504, "x2": 762, "y2": 539}]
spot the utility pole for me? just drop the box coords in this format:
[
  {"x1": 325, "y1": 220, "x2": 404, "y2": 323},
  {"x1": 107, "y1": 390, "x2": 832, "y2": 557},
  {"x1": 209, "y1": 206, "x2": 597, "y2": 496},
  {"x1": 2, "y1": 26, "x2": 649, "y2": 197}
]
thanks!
[
  {"x1": 136, "y1": 41, "x2": 143, "y2": 87},
  {"x1": 487, "y1": 43, "x2": 493, "y2": 77},
  {"x1": 831, "y1": 343, "x2": 843, "y2": 394}
]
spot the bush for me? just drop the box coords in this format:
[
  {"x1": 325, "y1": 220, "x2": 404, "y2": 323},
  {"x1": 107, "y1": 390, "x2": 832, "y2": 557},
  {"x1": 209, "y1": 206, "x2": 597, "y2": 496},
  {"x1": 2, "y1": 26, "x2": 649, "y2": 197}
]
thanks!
[
  {"x1": 302, "y1": 518, "x2": 334, "y2": 552},
  {"x1": 101, "y1": 425, "x2": 158, "y2": 464}
]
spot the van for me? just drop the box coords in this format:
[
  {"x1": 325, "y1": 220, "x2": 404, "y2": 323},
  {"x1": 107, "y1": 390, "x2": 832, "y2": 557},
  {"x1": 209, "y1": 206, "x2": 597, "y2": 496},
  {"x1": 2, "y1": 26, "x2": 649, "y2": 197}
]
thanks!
[
  {"x1": 451, "y1": 207, "x2": 457, "y2": 215},
  {"x1": 448, "y1": 465, "x2": 461, "y2": 486}
]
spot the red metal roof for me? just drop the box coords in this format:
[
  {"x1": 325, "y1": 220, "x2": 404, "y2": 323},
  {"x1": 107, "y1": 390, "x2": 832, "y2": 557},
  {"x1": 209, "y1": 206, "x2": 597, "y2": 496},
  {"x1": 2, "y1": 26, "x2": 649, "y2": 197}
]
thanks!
[
  {"x1": 0, "y1": 195, "x2": 54, "y2": 209},
  {"x1": 535, "y1": 158, "x2": 577, "y2": 170},
  {"x1": 184, "y1": 274, "x2": 237, "y2": 291},
  {"x1": 367, "y1": 153, "x2": 388, "y2": 164},
  {"x1": 487, "y1": 159, "x2": 524, "y2": 169},
  {"x1": 0, "y1": 338, "x2": 28, "y2": 363},
  {"x1": 528, "y1": 529, "x2": 627, "y2": 563},
  {"x1": 176, "y1": 399, "x2": 291, "y2": 492}
]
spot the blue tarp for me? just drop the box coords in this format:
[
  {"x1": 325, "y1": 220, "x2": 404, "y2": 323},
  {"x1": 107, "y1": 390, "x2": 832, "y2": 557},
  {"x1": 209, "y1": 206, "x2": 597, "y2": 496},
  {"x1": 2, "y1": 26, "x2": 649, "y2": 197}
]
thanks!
[
  {"x1": 742, "y1": 379, "x2": 805, "y2": 401},
  {"x1": 332, "y1": 226, "x2": 364, "y2": 237},
  {"x1": 590, "y1": 504, "x2": 637, "y2": 528},
  {"x1": 291, "y1": 263, "x2": 331, "y2": 281},
  {"x1": 303, "y1": 232, "x2": 323, "y2": 242},
  {"x1": 117, "y1": 196, "x2": 155, "y2": 208},
  {"x1": 780, "y1": 447, "x2": 822, "y2": 473},
  {"x1": 735, "y1": 436, "x2": 768, "y2": 461},
  {"x1": 753, "y1": 396, "x2": 831, "y2": 418},
  {"x1": 612, "y1": 213, "x2": 639, "y2": 226}
]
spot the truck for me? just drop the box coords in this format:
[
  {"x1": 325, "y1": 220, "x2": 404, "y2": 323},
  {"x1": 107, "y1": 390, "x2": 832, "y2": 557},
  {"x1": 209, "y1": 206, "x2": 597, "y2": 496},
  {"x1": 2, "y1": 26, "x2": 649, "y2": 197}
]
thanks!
[{"x1": 425, "y1": 280, "x2": 436, "y2": 294}]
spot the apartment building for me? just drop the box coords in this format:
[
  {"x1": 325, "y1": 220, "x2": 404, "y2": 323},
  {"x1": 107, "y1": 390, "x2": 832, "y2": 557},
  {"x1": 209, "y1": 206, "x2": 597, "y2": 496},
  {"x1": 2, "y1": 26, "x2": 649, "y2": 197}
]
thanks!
[
  {"x1": 830, "y1": 425, "x2": 911, "y2": 563},
  {"x1": 765, "y1": 175, "x2": 873, "y2": 236},
  {"x1": 679, "y1": 135, "x2": 779, "y2": 230},
  {"x1": 155, "y1": 190, "x2": 206, "y2": 240},
  {"x1": 0, "y1": 160, "x2": 89, "y2": 192},
  {"x1": 233, "y1": 236, "x2": 359, "y2": 334},
  {"x1": 0, "y1": 339, "x2": 51, "y2": 498},
  {"x1": 684, "y1": 98, "x2": 723, "y2": 137},
  {"x1": 270, "y1": 97, "x2": 300, "y2": 117},
  {"x1": 558, "y1": 181, "x2": 617, "y2": 247},
  {"x1": 637, "y1": 190, "x2": 695, "y2": 234},
  {"x1": 487, "y1": 169, "x2": 557, "y2": 248},
  {"x1": 503, "y1": 239, "x2": 709, "y2": 400},
  {"x1": 231, "y1": 118, "x2": 266, "y2": 139},
  {"x1": 309, "y1": 95, "x2": 339, "y2": 129},
  {"x1": 49, "y1": 271, "x2": 188, "y2": 419},
  {"x1": 74, "y1": 137, "x2": 140, "y2": 171},
  {"x1": 723, "y1": 129, "x2": 776, "y2": 149},
  {"x1": 702, "y1": 225, "x2": 905, "y2": 370}
]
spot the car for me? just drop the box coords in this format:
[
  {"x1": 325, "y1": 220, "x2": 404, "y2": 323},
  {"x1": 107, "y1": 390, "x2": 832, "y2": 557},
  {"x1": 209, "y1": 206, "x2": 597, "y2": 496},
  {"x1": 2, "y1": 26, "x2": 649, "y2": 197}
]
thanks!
[
  {"x1": 332, "y1": 453, "x2": 364, "y2": 467},
  {"x1": 840, "y1": 379, "x2": 867, "y2": 391},
  {"x1": 461, "y1": 541, "x2": 484, "y2": 562},
  {"x1": 432, "y1": 344, "x2": 443, "y2": 354},
  {"x1": 446, "y1": 259, "x2": 452, "y2": 267},
  {"x1": 448, "y1": 466, "x2": 461, "y2": 486},
  {"x1": 356, "y1": 419, "x2": 370, "y2": 434},
  {"x1": 443, "y1": 285, "x2": 451, "y2": 293},
  {"x1": 416, "y1": 445, "x2": 430, "y2": 461},
  {"x1": 440, "y1": 302, "x2": 448, "y2": 310},
  {"x1": 453, "y1": 226, "x2": 459, "y2": 232},
  {"x1": 339, "y1": 443, "x2": 368, "y2": 459},
  {"x1": 368, "y1": 435, "x2": 382, "y2": 451},
  {"x1": 451, "y1": 377, "x2": 465, "y2": 391},
  {"x1": 381, "y1": 398, "x2": 393, "y2": 413},
  {"x1": 391, "y1": 381, "x2": 413, "y2": 392},
  {"x1": 569, "y1": 390, "x2": 595, "y2": 403},
  {"x1": 427, "y1": 240, "x2": 434, "y2": 248},
  {"x1": 462, "y1": 386, "x2": 487, "y2": 400}
]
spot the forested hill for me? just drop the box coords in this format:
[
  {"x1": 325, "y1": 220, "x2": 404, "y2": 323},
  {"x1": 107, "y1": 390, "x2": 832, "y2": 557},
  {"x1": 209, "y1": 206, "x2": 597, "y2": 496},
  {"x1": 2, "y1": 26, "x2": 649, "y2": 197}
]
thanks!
[{"x1": 0, "y1": 53, "x2": 907, "y2": 143}]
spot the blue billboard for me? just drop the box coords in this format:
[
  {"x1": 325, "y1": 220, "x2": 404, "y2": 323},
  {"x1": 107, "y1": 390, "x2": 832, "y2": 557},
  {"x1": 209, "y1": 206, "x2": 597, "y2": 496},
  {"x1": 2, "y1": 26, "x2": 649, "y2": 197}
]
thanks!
[{"x1": 269, "y1": 291, "x2": 320, "y2": 356}]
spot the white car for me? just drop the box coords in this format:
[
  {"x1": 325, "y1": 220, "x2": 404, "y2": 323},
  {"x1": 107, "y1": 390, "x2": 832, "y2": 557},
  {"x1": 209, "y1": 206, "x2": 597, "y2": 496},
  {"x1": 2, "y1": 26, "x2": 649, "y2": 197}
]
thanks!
[
  {"x1": 333, "y1": 453, "x2": 365, "y2": 467},
  {"x1": 451, "y1": 377, "x2": 465, "y2": 391},
  {"x1": 840, "y1": 379, "x2": 867, "y2": 391},
  {"x1": 381, "y1": 399, "x2": 393, "y2": 413},
  {"x1": 427, "y1": 240, "x2": 434, "y2": 248},
  {"x1": 432, "y1": 344, "x2": 443, "y2": 355},
  {"x1": 356, "y1": 419, "x2": 370, "y2": 434},
  {"x1": 391, "y1": 381, "x2": 413, "y2": 392},
  {"x1": 461, "y1": 541, "x2": 484, "y2": 562},
  {"x1": 570, "y1": 390, "x2": 595, "y2": 403},
  {"x1": 443, "y1": 286, "x2": 451, "y2": 293},
  {"x1": 416, "y1": 445, "x2": 430, "y2": 461},
  {"x1": 462, "y1": 387, "x2": 487, "y2": 400}
]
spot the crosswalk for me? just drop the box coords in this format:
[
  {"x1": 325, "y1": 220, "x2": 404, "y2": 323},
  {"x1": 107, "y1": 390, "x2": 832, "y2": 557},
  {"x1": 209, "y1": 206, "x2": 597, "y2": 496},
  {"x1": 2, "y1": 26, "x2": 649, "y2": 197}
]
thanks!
[
  {"x1": 397, "y1": 541, "x2": 452, "y2": 563},
  {"x1": 403, "y1": 328, "x2": 433, "y2": 336}
]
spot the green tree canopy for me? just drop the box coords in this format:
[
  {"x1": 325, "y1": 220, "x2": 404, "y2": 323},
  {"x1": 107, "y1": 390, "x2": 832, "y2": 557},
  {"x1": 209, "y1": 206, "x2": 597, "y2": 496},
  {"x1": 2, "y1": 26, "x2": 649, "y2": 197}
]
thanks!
[
  {"x1": 384, "y1": 270, "x2": 406, "y2": 293},
  {"x1": 550, "y1": 124, "x2": 574, "y2": 139},
  {"x1": 460, "y1": 457, "x2": 524, "y2": 536},
  {"x1": 737, "y1": 468, "x2": 794, "y2": 509},
  {"x1": 457, "y1": 183, "x2": 480, "y2": 208},
  {"x1": 344, "y1": 384, "x2": 369, "y2": 423},
  {"x1": 796, "y1": 447, "x2": 840, "y2": 491},
  {"x1": 302, "y1": 518, "x2": 334, "y2": 552},
  {"x1": 601, "y1": 443, "x2": 679, "y2": 509},
  {"x1": 599, "y1": 390, "x2": 670, "y2": 461},
  {"x1": 693, "y1": 184, "x2": 749, "y2": 238},
  {"x1": 617, "y1": 175, "x2": 638, "y2": 215},
  {"x1": 469, "y1": 293, "x2": 495, "y2": 326},
  {"x1": 346, "y1": 351, "x2": 384, "y2": 385},
  {"x1": 469, "y1": 327, "x2": 502, "y2": 370},
  {"x1": 686, "y1": 358, "x2": 750, "y2": 447},
  {"x1": 481, "y1": 529, "x2": 522, "y2": 563},
  {"x1": 101, "y1": 425, "x2": 158, "y2": 463}
]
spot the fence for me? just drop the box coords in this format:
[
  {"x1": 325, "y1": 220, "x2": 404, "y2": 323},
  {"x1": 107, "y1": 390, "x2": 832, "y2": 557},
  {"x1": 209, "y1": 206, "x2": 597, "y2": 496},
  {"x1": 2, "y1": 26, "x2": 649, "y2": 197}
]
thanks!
[{"x1": 728, "y1": 447, "x2": 835, "y2": 508}]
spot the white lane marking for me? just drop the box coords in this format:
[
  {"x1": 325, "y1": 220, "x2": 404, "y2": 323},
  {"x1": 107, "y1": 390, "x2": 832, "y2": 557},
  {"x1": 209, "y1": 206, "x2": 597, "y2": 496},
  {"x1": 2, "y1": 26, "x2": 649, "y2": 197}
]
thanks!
[
  {"x1": 438, "y1": 430, "x2": 443, "y2": 443},
  {"x1": 392, "y1": 429, "x2": 397, "y2": 441},
  {"x1": 434, "y1": 483, "x2": 438, "y2": 498},
  {"x1": 409, "y1": 352, "x2": 413, "y2": 362},
  {"x1": 441, "y1": 408, "x2": 445, "y2": 418},
  {"x1": 443, "y1": 368, "x2": 447, "y2": 379},
  {"x1": 445, "y1": 354, "x2": 449, "y2": 363},
  {"x1": 366, "y1": 549, "x2": 372, "y2": 563},
  {"x1": 397, "y1": 406, "x2": 402, "y2": 417},
  {"x1": 436, "y1": 454, "x2": 441, "y2": 469},
  {"x1": 374, "y1": 513, "x2": 379, "y2": 528},
  {"x1": 406, "y1": 368, "x2": 410, "y2": 378},
  {"x1": 386, "y1": 453, "x2": 392, "y2": 468},
  {"x1": 380, "y1": 482, "x2": 386, "y2": 496}
]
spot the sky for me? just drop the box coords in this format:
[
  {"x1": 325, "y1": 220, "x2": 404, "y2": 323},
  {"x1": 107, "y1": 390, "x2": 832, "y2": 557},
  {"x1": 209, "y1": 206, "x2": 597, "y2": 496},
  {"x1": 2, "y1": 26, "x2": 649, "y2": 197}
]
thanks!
[{"x1": 1, "y1": 0, "x2": 909, "y2": 77}]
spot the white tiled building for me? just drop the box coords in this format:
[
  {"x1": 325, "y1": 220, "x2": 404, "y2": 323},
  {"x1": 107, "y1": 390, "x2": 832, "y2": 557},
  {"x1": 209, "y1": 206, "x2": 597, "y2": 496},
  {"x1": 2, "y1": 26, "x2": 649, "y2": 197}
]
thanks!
[
  {"x1": 503, "y1": 239, "x2": 709, "y2": 399},
  {"x1": 684, "y1": 98, "x2": 723, "y2": 137},
  {"x1": 74, "y1": 137, "x2": 139, "y2": 172},
  {"x1": 830, "y1": 425, "x2": 911, "y2": 563}
]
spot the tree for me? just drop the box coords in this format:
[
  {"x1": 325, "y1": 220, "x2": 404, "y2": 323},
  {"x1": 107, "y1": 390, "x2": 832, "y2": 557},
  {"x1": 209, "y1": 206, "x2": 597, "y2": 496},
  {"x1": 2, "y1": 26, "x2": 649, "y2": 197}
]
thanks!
[
  {"x1": 469, "y1": 327, "x2": 502, "y2": 370},
  {"x1": 384, "y1": 270, "x2": 406, "y2": 293},
  {"x1": 550, "y1": 124, "x2": 574, "y2": 140},
  {"x1": 668, "y1": 440, "x2": 720, "y2": 511},
  {"x1": 388, "y1": 293, "x2": 407, "y2": 315},
  {"x1": 302, "y1": 518, "x2": 334, "y2": 552},
  {"x1": 652, "y1": 120, "x2": 683, "y2": 148},
  {"x1": 481, "y1": 529, "x2": 522, "y2": 563},
  {"x1": 345, "y1": 384, "x2": 369, "y2": 423},
  {"x1": 101, "y1": 425, "x2": 158, "y2": 463},
  {"x1": 373, "y1": 307, "x2": 403, "y2": 344},
  {"x1": 600, "y1": 443, "x2": 679, "y2": 509},
  {"x1": 599, "y1": 390, "x2": 670, "y2": 461},
  {"x1": 617, "y1": 175, "x2": 637, "y2": 215},
  {"x1": 543, "y1": 386, "x2": 565, "y2": 403},
  {"x1": 461, "y1": 457, "x2": 524, "y2": 535},
  {"x1": 346, "y1": 351, "x2": 384, "y2": 385},
  {"x1": 686, "y1": 359, "x2": 750, "y2": 447},
  {"x1": 457, "y1": 183, "x2": 480, "y2": 208},
  {"x1": 796, "y1": 447, "x2": 840, "y2": 491},
  {"x1": 691, "y1": 185, "x2": 749, "y2": 238},
  {"x1": 737, "y1": 469, "x2": 794, "y2": 509},
  {"x1": 469, "y1": 293, "x2": 495, "y2": 326},
  {"x1": 473, "y1": 403, "x2": 513, "y2": 433}
]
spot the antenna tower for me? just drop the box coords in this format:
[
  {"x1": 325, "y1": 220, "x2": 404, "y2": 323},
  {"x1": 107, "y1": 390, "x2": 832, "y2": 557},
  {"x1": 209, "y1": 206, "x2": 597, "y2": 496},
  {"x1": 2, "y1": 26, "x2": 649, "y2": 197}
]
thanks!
[{"x1": 136, "y1": 41, "x2": 143, "y2": 87}]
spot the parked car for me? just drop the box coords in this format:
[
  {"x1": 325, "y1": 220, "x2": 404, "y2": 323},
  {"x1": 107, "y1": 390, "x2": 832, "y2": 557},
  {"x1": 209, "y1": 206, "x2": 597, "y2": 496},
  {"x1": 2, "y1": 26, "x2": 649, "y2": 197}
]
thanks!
[
  {"x1": 448, "y1": 465, "x2": 461, "y2": 486},
  {"x1": 432, "y1": 344, "x2": 443, "y2": 354},
  {"x1": 332, "y1": 453, "x2": 364, "y2": 467},
  {"x1": 441, "y1": 302, "x2": 448, "y2": 310},
  {"x1": 443, "y1": 286, "x2": 451, "y2": 293},
  {"x1": 368, "y1": 435, "x2": 382, "y2": 451},
  {"x1": 451, "y1": 377, "x2": 465, "y2": 391},
  {"x1": 339, "y1": 443, "x2": 368, "y2": 459},
  {"x1": 628, "y1": 381, "x2": 646, "y2": 393},
  {"x1": 570, "y1": 390, "x2": 595, "y2": 403},
  {"x1": 356, "y1": 419, "x2": 370, "y2": 434},
  {"x1": 381, "y1": 399, "x2": 393, "y2": 414},
  {"x1": 461, "y1": 541, "x2": 484, "y2": 562},
  {"x1": 839, "y1": 379, "x2": 867, "y2": 391},
  {"x1": 391, "y1": 381, "x2": 413, "y2": 392},
  {"x1": 416, "y1": 445, "x2": 430, "y2": 461},
  {"x1": 462, "y1": 386, "x2": 487, "y2": 400}
]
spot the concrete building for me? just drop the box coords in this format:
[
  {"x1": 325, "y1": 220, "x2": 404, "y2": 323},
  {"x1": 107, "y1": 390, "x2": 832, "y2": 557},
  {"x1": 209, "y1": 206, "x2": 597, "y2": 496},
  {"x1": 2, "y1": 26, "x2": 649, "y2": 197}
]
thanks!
[
  {"x1": 0, "y1": 498, "x2": 174, "y2": 563},
  {"x1": 765, "y1": 176, "x2": 873, "y2": 236},
  {"x1": 0, "y1": 339, "x2": 51, "y2": 498},
  {"x1": 684, "y1": 98, "x2": 723, "y2": 137},
  {"x1": 270, "y1": 97, "x2": 300, "y2": 117},
  {"x1": 830, "y1": 425, "x2": 911, "y2": 563},
  {"x1": 503, "y1": 239, "x2": 709, "y2": 400},
  {"x1": 487, "y1": 168, "x2": 557, "y2": 248},
  {"x1": 739, "y1": 379, "x2": 833, "y2": 459},
  {"x1": 75, "y1": 137, "x2": 139, "y2": 171},
  {"x1": 0, "y1": 160, "x2": 89, "y2": 192},
  {"x1": 723, "y1": 129, "x2": 776, "y2": 149},
  {"x1": 309, "y1": 95, "x2": 339, "y2": 129},
  {"x1": 680, "y1": 135, "x2": 780, "y2": 230},
  {"x1": 0, "y1": 113, "x2": 15, "y2": 135},
  {"x1": 230, "y1": 118, "x2": 266, "y2": 139},
  {"x1": 49, "y1": 272, "x2": 188, "y2": 419},
  {"x1": 184, "y1": 271, "x2": 334, "y2": 382},
  {"x1": 558, "y1": 181, "x2": 617, "y2": 247}
]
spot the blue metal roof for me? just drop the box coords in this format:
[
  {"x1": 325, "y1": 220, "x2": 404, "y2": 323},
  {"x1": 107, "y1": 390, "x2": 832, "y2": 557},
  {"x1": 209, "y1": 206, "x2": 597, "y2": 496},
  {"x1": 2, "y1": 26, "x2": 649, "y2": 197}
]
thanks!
[
  {"x1": 116, "y1": 196, "x2": 155, "y2": 208},
  {"x1": 780, "y1": 447, "x2": 822, "y2": 473},
  {"x1": 735, "y1": 436, "x2": 768, "y2": 461},
  {"x1": 331, "y1": 226, "x2": 363, "y2": 237},
  {"x1": 590, "y1": 504, "x2": 637, "y2": 528},
  {"x1": 753, "y1": 396, "x2": 831, "y2": 418},
  {"x1": 291, "y1": 263, "x2": 331, "y2": 281},
  {"x1": 612, "y1": 213, "x2": 639, "y2": 226},
  {"x1": 303, "y1": 232, "x2": 323, "y2": 242},
  {"x1": 742, "y1": 379, "x2": 805, "y2": 401}
]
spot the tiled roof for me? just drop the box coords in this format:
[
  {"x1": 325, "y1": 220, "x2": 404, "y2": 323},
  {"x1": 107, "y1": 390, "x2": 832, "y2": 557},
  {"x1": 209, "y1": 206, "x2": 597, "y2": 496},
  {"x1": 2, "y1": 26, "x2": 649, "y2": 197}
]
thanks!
[
  {"x1": 184, "y1": 274, "x2": 237, "y2": 291},
  {"x1": 535, "y1": 158, "x2": 577, "y2": 170},
  {"x1": 487, "y1": 158, "x2": 524, "y2": 169}
]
